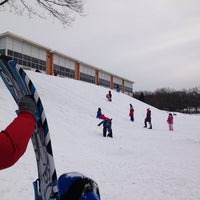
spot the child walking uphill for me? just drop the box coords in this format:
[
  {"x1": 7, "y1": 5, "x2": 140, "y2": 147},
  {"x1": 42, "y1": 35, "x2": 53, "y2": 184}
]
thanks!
[
  {"x1": 98, "y1": 119, "x2": 113, "y2": 138},
  {"x1": 129, "y1": 104, "x2": 134, "y2": 121},
  {"x1": 144, "y1": 108, "x2": 152, "y2": 129},
  {"x1": 167, "y1": 113, "x2": 174, "y2": 131},
  {"x1": 106, "y1": 90, "x2": 112, "y2": 102}
]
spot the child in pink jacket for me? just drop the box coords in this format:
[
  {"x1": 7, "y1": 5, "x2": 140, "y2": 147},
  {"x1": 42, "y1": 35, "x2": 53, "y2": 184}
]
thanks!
[{"x1": 167, "y1": 113, "x2": 174, "y2": 131}]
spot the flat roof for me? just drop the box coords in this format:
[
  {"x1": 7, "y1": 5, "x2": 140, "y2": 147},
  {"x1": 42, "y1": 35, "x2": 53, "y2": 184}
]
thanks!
[{"x1": 0, "y1": 31, "x2": 51, "y2": 51}]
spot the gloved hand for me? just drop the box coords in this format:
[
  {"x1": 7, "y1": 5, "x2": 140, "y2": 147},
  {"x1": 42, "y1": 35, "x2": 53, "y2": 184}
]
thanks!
[{"x1": 18, "y1": 95, "x2": 39, "y2": 120}]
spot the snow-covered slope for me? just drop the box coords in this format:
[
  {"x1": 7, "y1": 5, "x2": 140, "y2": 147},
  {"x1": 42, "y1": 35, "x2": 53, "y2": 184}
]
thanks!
[{"x1": 0, "y1": 71, "x2": 200, "y2": 200}]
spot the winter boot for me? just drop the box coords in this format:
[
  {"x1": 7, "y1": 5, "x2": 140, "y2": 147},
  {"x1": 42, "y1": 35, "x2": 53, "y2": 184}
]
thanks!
[
  {"x1": 107, "y1": 130, "x2": 113, "y2": 138},
  {"x1": 144, "y1": 120, "x2": 147, "y2": 128}
]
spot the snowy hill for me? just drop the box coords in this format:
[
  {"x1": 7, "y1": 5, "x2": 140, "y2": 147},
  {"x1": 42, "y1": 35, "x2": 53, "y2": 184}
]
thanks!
[{"x1": 0, "y1": 71, "x2": 200, "y2": 200}]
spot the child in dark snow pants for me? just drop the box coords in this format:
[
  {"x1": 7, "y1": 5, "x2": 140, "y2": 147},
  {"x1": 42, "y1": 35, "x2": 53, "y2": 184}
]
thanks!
[
  {"x1": 98, "y1": 119, "x2": 113, "y2": 138},
  {"x1": 144, "y1": 108, "x2": 152, "y2": 129}
]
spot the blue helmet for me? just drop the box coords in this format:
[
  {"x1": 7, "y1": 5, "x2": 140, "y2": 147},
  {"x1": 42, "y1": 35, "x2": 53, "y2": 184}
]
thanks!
[{"x1": 58, "y1": 172, "x2": 100, "y2": 200}]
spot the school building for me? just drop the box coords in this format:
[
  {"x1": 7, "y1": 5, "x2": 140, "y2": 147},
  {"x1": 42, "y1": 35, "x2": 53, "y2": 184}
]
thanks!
[{"x1": 0, "y1": 32, "x2": 134, "y2": 94}]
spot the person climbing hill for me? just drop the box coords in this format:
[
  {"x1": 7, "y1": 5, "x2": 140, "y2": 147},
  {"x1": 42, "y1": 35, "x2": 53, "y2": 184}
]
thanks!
[
  {"x1": 129, "y1": 104, "x2": 134, "y2": 122},
  {"x1": 144, "y1": 108, "x2": 152, "y2": 129},
  {"x1": 167, "y1": 113, "x2": 174, "y2": 131},
  {"x1": 106, "y1": 90, "x2": 112, "y2": 102},
  {"x1": 98, "y1": 118, "x2": 113, "y2": 138}
]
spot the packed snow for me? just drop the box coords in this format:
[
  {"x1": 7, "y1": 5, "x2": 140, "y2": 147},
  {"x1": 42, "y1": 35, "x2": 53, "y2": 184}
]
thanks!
[{"x1": 0, "y1": 71, "x2": 200, "y2": 200}]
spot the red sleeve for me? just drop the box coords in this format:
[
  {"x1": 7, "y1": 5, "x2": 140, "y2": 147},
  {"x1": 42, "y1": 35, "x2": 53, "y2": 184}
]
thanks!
[
  {"x1": 0, "y1": 111, "x2": 35, "y2": 170},
  {"x1": 99, "y1": 114, "x2": 110, "y2": 120}
]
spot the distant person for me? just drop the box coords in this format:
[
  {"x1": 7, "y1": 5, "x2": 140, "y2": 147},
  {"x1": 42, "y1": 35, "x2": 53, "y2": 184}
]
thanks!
[
  {"x1": 96, "y1": 107, "x2": 109, "y2": 120},
  {"x1": 144, "y1": 108, "x2": 152, "y2": 129},
  {"x1": 129, "y1": 104, "x2": 134, "y2": 121},
  {"x1": 167, "y1": 113, "x2": 174, "y2": 131},
  {"x1": 98, "y1": 119, "x2": 113, "y2": 138},
  {"x1": 106, "y1": 90, "x2": 112, "y2": 102},
  {"x1": 54, "y1": 71, "x2": 58, "y2": 76},
  {"x1": 35, "y1": 68, "x2": 41, "y2": 73},
  {"x1": 116, "y1": 85, "x2": 120, "y2": 92}
]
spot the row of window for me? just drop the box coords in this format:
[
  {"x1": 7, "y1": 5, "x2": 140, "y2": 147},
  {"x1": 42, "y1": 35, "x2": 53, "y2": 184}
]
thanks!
[
  {"x1": 54, "y1": 64, "x2": 75, "y2": 78},
  {"x1": 0, "y1": 49, "x2": 133, "y2": 93},
  {"x1": 80, "y1": 72, "x2": 95, "y2": 83},
  {"x1": 7, "y1": 49, "x2": 46, "y2": 71}
]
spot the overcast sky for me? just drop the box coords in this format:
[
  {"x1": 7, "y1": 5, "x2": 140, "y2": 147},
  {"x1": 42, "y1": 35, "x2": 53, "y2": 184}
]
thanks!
[{"x1": 0, "y1": 0, "x2": 200, "y2": 91}]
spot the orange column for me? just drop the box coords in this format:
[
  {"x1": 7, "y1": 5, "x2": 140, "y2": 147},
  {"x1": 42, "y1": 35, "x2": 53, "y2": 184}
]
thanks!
[
  {"x1": 95, "y1": 69, "x2": 99, "y2": 85},
  {"x1": 75, "y1": 61, "x2": 80, "y2": 80},
  {"x1": 46, "y1": 51, "x2": 53, "y2": 75}
]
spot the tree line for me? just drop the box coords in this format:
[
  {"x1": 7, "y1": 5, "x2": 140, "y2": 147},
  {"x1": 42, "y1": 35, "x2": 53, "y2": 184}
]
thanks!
[{"x1": 133, "y1": 88, "x2": 200, "y2": 114}]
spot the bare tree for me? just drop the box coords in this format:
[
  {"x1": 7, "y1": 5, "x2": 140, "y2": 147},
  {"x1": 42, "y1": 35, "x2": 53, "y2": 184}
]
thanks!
[
  {"x1": 0, "y1": 0, "x2": 85, "y2": 26},
  {"x1": 0, "y1": 0, "x2": 8, "y2": 6}
]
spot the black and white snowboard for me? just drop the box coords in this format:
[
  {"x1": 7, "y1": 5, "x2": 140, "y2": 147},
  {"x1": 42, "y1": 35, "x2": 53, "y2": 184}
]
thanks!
[{"x1": 0, "y1": 54, "x2": 59, "y2": 200}]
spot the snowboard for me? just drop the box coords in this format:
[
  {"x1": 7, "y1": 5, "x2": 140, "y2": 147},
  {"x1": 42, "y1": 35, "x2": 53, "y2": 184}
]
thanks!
[{"x1": 0, "y1": 54, "x2": 59, "y2": 200}]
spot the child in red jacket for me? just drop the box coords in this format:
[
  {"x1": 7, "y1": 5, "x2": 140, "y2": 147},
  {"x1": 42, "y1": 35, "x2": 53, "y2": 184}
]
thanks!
[
  {"x1": 0, "y1": 96, "x2": 38, "y2": 170},
  {"x1": 129, "y1": 104, "x2": 134, "y2": 121}
]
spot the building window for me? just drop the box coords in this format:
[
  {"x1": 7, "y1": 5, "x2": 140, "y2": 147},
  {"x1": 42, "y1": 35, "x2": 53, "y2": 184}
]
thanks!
[
  {"x1": 54, "y1": 64, "x2": 75, "y2": 78},
  {"x1": 0, "y1": 49, "x2": 6, "y2": 55},
  {"x1": 125, "y1": 86, "x2": 132, "y2": 93},
  {"x1": 99, "y1": 78, "x2": 110, "y2": 87},
  {"x1": 80, "y1": 72, "x2": 95, "y2": 83},
  {"x1": 7, "y1": 49, "x2": 13, "y2": 56},
  {"x1": 7, "y1": 49, "x2": 46, "y2": 71}
]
